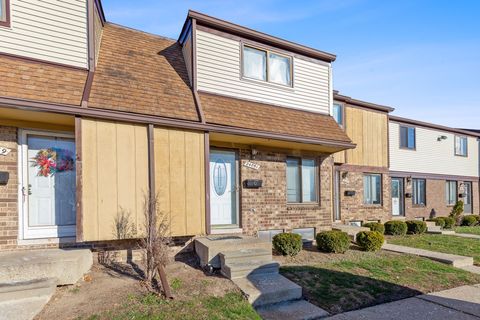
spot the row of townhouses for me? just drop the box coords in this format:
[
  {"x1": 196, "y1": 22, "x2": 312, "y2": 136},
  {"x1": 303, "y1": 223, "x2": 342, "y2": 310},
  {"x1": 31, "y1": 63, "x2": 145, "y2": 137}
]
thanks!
[{"x1": 0, "y1": 0, "x2": 478, "y2": 251}]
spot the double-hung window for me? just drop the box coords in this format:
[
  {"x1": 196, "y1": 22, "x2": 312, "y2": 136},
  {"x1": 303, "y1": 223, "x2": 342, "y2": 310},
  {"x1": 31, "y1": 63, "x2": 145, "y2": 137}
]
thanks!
[
  {"x1": 455, "y1": 136, "x2": 468, "y2": 156},
  {"x1": 333, "y1": 103, "x2": 344, "y2": 127},
  {"x1": 400, "y1": 125, "x2": 416, "y2": 149},
  {"x1": 446, "y1": 181, "x2": 457, "y2": 205},
  {"x1": 364, "y1": 174, "x2": 382, "y2": 205},
  {"x1": 412, "y1": 178, "x2": 426, "y2": 206},
  {"x1": 0, "y1": 0, "x2": 10, "y2": 27},
  {"x1": 242, "y1": 45, "x2": 292, "y2": 86},
  {"x1": 286, "y1": 157, "x2": 317, "y2": 203}
]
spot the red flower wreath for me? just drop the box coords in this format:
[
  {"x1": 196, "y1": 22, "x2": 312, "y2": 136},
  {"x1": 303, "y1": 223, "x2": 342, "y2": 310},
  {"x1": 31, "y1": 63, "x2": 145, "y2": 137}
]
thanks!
[{"x1": 32, "y1": 148, "x2": 75, "y2": 177}]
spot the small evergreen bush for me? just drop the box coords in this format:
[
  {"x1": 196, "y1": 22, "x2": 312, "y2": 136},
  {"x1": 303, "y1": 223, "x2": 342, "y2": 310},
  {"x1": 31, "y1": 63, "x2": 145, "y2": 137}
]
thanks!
[
  {"x1": 430, "y1": 217, "x2": 446, "y2": 228},
  {"x1": 443, "y1": 217, "x2": 455, "y2": 229},
  {"x1": 449, "y1": 201, "x2": 464, "y2": 225},
  {"x1": 356, "y1": 231, "x2": 384, "y2": 252},
  {"x1": 462, "y1": 215, "x2": 478, "y2": 227},
  {"x1": 362, "y1": 222, "x2": 385, "y2": 234},
  {"x1": 316, "y1": 231, "x2": 350, "y2": 254},
  {"x1": 406, "y1": 220, "x2": 427, "y2": 234},
  {"x1": 384, "y1": 221, "x2": 408, "y2": 236},
  {"x1": 272, "y1": 233, "x2": 303, "y2": 257}
]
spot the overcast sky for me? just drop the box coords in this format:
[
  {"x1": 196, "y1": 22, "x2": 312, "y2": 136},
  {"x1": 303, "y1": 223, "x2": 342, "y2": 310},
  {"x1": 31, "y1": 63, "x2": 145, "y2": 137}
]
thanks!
[{"x1": 102, "y1": 0, "x2": 480, "y2": 129}]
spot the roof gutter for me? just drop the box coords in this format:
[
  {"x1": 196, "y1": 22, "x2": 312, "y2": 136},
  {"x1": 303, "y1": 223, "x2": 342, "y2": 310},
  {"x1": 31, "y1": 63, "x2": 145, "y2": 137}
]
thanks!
[{"x1": 333, "y1": 91, "x2": 395, "y2": 113}]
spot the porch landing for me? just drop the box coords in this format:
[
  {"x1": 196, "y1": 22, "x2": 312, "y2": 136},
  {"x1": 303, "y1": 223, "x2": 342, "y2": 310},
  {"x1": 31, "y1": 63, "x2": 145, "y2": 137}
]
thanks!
[{"x1": 0, "y1": 248, "x2": 93, "y2": 320}]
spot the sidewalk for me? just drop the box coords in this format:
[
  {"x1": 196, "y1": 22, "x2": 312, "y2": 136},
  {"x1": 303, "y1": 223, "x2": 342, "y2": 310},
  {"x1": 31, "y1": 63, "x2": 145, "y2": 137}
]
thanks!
[{"x1": 327, "y1": 284, "x2": 480, "y2": 319}]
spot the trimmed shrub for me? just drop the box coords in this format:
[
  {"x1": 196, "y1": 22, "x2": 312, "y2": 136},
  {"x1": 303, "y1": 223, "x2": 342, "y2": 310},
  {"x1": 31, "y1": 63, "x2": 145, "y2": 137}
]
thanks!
[
  {"x1": 273, "y1": 233, "x2": 303, "y2": 257},
  {"x1": 406, "y1": 220, "x2": 427, "y2": 234},
  {"x1": 362, "y1": 222, "x2": 385, "y2": 234},
  {"x1": 462, "y1": 215, "x2": 478, "y2": 227},
  {"x1": 443, "y1": 217, "x2": 456, "y2": 229},
  {"x1": 356, "y1": 231, "x2": 384, "y2": 252},
  {"x1": 450, "y1": 201, "x2": 464, "y2": 225},
  {"x1": 430, "y1": 217, "x2": 446, "y2": 228},
  {"x1": 316, "y1": 231, "x2": 350, "y2": 254},
  {"x1": 384, "y1": 221, "x2": 408, "y2": 236}
]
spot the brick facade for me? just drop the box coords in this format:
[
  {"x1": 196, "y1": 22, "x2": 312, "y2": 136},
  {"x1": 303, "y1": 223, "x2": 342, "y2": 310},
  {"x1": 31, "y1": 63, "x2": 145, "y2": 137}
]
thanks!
[
  {"x1": 336, "y1": 168, "x2": 392, "y2": 223},
  {"x1": 0, "y1": 126, "x2": 19, "y2": 250},
  {"x1": 403, "y1": 178, "x2": 480, "y2": 219},
  {"x1": 238, "y1": 148, "x2": 333, "y2": 235}
]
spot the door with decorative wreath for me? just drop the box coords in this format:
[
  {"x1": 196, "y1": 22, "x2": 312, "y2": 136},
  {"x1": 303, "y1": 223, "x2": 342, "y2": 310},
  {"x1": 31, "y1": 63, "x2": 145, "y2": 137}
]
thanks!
[{"x1": 19, "y1": 130, "x2": 76, "y2": 239}]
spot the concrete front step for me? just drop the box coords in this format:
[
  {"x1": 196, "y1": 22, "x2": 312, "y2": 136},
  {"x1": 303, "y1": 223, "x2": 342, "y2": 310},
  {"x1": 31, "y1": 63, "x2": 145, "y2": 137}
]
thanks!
[
  {"x1": 332, "y1": 224, "x2": 369, "y2": 241},
  {"x1": 221, "y1": 260, "x2": 279, "y2": 279},
  {"x1": 0, "y1": 278, "x2": 56, "y2": 320},
  {"x1": 383, "y1": 243, "x2": 473, "y2": 267},
  {"x1": 233, "y1": 273, "x2": 302, "y2": 307},
  {"x1": 425, "y1": 221, "x2": 436, "y2": 227},
  {"x1": 219, "y1": 248, "x2": 272, "y2": 266},
  {"x1": 195, "y1": 235, "x2": 271, "y2": 268},
  {"x1": 427, "y1": 230, "x2": 456, "y2": 235},
  {"x1": 256, "y1": 299, "x2": 330, "y2": 320},
  {"x1": 427, "y1": 225, "x2": 442, "y2": 232},
  {"x1": 0, "y1": 249, "x2": 93, "y2": 285}
]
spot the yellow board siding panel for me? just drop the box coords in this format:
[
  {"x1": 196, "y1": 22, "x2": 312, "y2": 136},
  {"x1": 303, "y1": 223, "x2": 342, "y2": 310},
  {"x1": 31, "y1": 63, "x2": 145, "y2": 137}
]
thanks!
[
  {"x1": 154, "y1": 128, "x2": 206, "y2": 237},
  {"x1": 81, "y1": 119, "x2": 148, "y2": 241}
]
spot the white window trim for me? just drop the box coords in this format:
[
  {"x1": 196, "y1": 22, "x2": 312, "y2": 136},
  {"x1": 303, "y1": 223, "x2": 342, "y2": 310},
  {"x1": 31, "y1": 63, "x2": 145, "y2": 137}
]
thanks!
[
  {"x1": 363, "y1": 174, "x2": 382, "y2": 205},
  {"x1": 241, "y1": 43, "x2": 294, "y2": 88},
  {"x1": 454, "y1": 135, "x2": 468, "y2": 157}
]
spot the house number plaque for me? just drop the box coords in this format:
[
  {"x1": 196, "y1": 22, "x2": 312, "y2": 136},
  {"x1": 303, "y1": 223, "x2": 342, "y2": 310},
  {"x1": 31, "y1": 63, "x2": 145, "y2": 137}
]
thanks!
[
  {"x1": 243, "y1": 161, "x2": 260, "y2": 170},
  {"x1": 0, "y1": 147, "x2": 11, "y2": 156}
]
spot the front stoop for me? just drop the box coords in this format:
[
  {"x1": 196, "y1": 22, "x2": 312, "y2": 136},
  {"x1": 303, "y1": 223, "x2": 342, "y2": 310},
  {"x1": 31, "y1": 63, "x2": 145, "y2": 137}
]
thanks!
[
  {"x1": 195, "y1": 236, "x2": 329, "y2": 319},
  {"x1": 0, "y1": 249, "x2": 93, "y2": 320},
  {"x1": 0, "y1": 278, "x2": 56, "y2": 320},
  {"x1": 332, "y1": 224, "x2": 370, "y2": 242},
  {"x1": 426, "y1": 221, "x2": 456, "y2": 235}
]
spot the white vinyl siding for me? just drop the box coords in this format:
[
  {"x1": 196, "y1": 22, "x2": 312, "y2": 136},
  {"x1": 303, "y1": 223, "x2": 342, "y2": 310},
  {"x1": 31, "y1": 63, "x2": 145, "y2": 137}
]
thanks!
[
  {"x1": 0, "y1": 0, "x2": 88, "y2": 68},
  {"x1": 389, "y1": 122, "x2": 479, "y2": 177},
  {"x1": 196, "y1": 29, "x2": 331, "y2": 114},
  {"x1": 182, "y1": 30, "x2": 193, "y2": 86}
]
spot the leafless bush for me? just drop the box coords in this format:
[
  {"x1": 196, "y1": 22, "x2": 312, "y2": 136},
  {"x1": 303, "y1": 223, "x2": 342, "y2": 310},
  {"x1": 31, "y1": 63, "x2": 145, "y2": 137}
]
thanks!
[
  {"x1": 113, "y1": 208, "x2": 136, "y2": 240},
  {"x1": 140, "y1": 192, "x2": 172, "y2": 294}
]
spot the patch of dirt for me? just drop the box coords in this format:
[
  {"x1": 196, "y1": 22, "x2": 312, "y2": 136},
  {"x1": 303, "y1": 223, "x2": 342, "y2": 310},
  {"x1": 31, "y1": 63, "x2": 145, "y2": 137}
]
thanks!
[{"x1": 35, "y1": 252, "x2": 237, "y2": 320}]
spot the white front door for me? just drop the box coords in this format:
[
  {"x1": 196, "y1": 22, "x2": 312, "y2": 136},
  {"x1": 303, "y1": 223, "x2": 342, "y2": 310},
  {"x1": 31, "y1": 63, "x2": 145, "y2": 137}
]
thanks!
[
  {"x1": 391, "y1": 178, "x2": 404, "y2": 216},
  {"x1": 20, "y1": 130, "x2": 76, "y2": 239},
  {"x1": 210, "y1": 149, "x2": 238, "y2": 227}
]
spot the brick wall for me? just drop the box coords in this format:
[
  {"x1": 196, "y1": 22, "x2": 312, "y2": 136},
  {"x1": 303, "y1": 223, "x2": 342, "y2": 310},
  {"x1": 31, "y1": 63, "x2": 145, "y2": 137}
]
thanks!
[
  {"x1": 238, "y1": 148, "x2": 333, "y2": 235},
  {"x1": 405, "y1": 179, "x2": 480, "y2": 219},
  {"x1": 337, "y1": 169, "x2": 391, "y2": 223},
  {"x1": 0, "y1": 126, "x2": 19, "y2": 250}
]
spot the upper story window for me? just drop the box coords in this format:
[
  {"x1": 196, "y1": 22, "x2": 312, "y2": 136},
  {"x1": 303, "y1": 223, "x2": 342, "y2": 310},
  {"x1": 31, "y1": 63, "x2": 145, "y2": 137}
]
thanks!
[
  {"x1": 400, "y1": 125, "x2": 416, "y2": 150},
  {"x1": 364, "y1": 174, "x2": 382, "y2": 205},
  {"x1": 333, "y1": 103, "x2": 344, "y2": 127},
  {"x1": 286, "y1": 157, "x2": 317, "y2": 203},
  {"x1": 242, "y1": 45, "x2": 292, "y2": 87},
  {"x1": 455, "y1": 136, "x2": 468, "y2": 156},
  {"x1": 445, "y1": 180, "x2": 457, "y2": 205},
  {"x1": 0, "y1": 0, "x2": 10, "y2": 27},
  {"x1": 412, "y1": 178, "x2": 426, "y2": 206}
]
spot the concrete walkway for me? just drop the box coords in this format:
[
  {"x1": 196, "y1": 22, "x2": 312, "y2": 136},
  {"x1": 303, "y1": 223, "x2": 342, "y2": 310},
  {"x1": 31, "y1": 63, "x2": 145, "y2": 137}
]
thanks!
[
  {"x1": 327, "y1": 285, "x2": 480, "y2": 319},
  {"x1": 452, "y1": 233, "x2": 480, "y2": 239}
]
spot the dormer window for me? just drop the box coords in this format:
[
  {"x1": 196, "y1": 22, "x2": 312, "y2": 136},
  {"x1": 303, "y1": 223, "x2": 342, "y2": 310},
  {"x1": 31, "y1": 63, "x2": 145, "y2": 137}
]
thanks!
[
  {"x1": 242, "y1": 45, "x2": 292, "y2": 87},
  {"x1": 0, "y1": 0, "x2": 10, "y2": 27}
]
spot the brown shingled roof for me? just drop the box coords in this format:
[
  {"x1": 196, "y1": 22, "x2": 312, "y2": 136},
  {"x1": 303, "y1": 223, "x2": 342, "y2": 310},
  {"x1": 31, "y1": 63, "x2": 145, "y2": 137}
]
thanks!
[
  {"x1": 200, "y1": 92, "x2": 352, "y2": 144},
  {"x1": 0, "y1": 55, "x2": 87, "y2": 105},
  {"x1": 88, "y1": 23, "x2": 199, "y2": 121}
]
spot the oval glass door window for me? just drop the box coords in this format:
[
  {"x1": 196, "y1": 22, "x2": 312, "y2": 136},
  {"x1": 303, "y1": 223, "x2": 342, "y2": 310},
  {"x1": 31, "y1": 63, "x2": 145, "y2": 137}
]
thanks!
[{"x1": 213, "y1": 160, "x2": 228, "y2": 196}]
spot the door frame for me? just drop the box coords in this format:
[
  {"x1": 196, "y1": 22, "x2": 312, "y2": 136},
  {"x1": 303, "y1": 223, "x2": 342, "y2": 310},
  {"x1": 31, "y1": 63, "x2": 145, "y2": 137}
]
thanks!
[
  {"x1": 463, "y1": 181, "x2": 473, "y2": 214},
  {"x1": 18, "y1": 129, "x2": 76, "y2": 240},
  {"x1": 209, "y1": 147, "x2": 241, "y2": 230},
  {"x1": 391, "y1": 177, "x2": 405, "y2": 216},
  {"x1": 333, "y1": 167, "x2": 341, "y2": 222}
]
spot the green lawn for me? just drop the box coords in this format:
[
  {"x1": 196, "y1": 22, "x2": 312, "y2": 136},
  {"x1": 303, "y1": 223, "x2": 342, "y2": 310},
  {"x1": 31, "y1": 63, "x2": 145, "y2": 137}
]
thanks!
[
  {"x1": 388, "y1": 234, "x2": 480, "y2": 264},
  {"x1": 84, "y1": 292, "x2": 260, "y2": 320},
  {"x1": 454, "y1": 226, "x2": 480, "y2": 235},
  {"x1": 280, "y1": 251, "x2": 480, "y2": 314}
]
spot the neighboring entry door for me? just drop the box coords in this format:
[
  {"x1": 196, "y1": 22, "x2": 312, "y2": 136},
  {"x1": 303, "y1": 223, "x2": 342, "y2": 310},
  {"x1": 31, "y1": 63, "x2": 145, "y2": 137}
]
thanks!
[
  {"x1": 464, "y1": 182, "x2": 473, "y2": 214},
  {"x1": 21, "y1": 131, "x2": 76, "y2": 239},
  {"x1": 210, "y1": 149, "x2": 239, "y2": 228},
  {"x1": 333, "y1": 170, "x2": 341, "y2": 221},
  {"x1": 391, "y1": 178, "x2": 405, "y2": 216}
]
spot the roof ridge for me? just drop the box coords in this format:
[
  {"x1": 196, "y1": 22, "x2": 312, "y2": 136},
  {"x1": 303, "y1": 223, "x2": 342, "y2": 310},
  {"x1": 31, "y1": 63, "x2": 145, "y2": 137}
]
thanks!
[{"x1": 106, "y1": 22, "x2": 177, "y2": 43}]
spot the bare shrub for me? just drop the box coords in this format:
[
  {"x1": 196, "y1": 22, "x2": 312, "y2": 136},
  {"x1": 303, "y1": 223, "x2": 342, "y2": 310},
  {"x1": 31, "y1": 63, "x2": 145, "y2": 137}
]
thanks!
[
  {"x1": 140, "y1": 192, "x2": 172, "y2": 295},
  {"x1": 113, "y1": 208, "x2": 136, "y2": 240}
]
